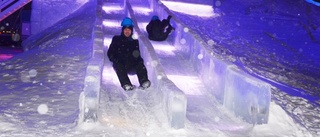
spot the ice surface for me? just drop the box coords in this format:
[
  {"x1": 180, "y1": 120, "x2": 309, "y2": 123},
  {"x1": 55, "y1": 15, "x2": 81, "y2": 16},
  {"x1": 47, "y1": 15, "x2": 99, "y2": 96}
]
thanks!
[{"x1": 130, "y1": 15, "x2": 187, "y2": 129}]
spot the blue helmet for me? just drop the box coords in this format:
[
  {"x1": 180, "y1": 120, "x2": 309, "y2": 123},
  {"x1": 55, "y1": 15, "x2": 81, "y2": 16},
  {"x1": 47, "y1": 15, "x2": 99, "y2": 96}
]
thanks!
[
  {"x1": 151, "y1": 15, "x2": 159, "y2": 21},
  {"x1": 121, "y1": 17, "x2": 134, "y2": 27}
]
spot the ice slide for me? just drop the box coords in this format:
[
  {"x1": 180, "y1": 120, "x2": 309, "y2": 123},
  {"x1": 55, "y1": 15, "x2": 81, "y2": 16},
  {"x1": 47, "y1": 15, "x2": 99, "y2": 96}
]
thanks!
[
  {"x1": 80, "y1": 0, "x2": 271, "y2": 135},
  {"x1": 98, "y1": 0, "x2": 186, "y2": 131}
]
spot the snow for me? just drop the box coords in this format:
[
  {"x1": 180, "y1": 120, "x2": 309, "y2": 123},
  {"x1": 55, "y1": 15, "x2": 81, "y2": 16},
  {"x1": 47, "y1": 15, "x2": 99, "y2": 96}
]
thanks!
[{"x1": 0, "y1": 0, "x2": 319, "y2": 136}]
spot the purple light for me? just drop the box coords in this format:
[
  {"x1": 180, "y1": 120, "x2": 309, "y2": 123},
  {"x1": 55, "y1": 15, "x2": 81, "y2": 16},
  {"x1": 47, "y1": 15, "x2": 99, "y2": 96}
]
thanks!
[{"x1": 0, "y1": 54, "x2": 14, "y2": 61}]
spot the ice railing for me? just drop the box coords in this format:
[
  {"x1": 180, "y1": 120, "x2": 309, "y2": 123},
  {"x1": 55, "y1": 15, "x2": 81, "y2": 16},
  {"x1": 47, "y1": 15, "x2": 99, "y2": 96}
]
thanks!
[
  {"x1": 150, "y1": 0, "x2": 271, "y2": 125},
  {"x1": 126, "y1": 1, "x2": 187, "y2": 129},
  {"x1": 79, "y1": 0, "x2": 104, "y2": 123}
]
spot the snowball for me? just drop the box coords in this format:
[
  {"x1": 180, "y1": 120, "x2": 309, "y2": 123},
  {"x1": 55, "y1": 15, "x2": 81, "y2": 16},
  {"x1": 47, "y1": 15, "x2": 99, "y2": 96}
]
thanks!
[
  {"x1": 132, "y1": 33, "x2": 139, "y2": 40},
  {"x1": 214, "y1": 116, "x2": 220, "y2": 122},
  {"x1": 207, "y1": 39, "x2": 215, "y2": 46},
  {"x1": 183, "y1": 27, "x2": 189, "y2": 32},
  {"x1": 132, "y1": 50, "x2": 140, "y2": 58},
  {"x1": 180, "y1": 39, "x2": 186, "y2": 44},
  {"x1": 215, "y1": 1, "x2": 221, "y2": 7},
  {"x1": 157, "y1": 75, "x2": 163, "y2": 80},
  {"x1": 37, "y1": 104, "x2": 49, "y2": 114},
  {"x1": 197, "y1": 54, "x2": 203, "y2": 60},
  {"x1": 151, "y1": 60, "x2": 158, "y2": 67},
  {"x1": 29, "y1": 69, "x2": 38, "y2": 77},
  {"x1": 12, "y1": 34, "x2": 20, "y2": 42}
]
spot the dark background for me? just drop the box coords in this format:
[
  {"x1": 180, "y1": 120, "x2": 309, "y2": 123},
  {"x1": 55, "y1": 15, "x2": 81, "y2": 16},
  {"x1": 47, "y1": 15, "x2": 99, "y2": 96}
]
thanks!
[{"x1": 0, "y1": 2, "x2": 32, "y2": 47}]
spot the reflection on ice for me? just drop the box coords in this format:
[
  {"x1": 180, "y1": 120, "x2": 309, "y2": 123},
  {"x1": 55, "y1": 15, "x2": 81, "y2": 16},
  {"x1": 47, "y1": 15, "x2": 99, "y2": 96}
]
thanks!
[
  {"x1": 132, "y1": 6, "x2": 152, "y2": 15},
  {"x1": 102, "y1": 20, "x2": 122, "y2": 28},
  {"x1": 167, "y1": 74, "x2": 204, "y2": 95},
  {"x1": 152, "y1": 42, "x2": 176, "y2": 56},
  {"x1": 102, "y1": 6, "x2": 123, "y2": 13}
]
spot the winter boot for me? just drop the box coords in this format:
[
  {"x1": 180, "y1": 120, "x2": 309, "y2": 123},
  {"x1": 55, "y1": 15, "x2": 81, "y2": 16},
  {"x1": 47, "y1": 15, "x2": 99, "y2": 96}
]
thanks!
[
  {"x1": 122, "y1": 84, "x2": 135, "y2": 91},
  {"x1": 141, "y1": 80, "x2": 151, "y2": 89}
]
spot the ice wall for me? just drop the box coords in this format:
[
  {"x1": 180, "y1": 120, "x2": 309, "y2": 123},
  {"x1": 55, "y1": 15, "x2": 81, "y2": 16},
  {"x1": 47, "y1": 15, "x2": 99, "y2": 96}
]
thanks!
[
  {"x1": 31, "y1": 0, "x2": 90, "y2": 35},
  {"x1": 150, "y1": 0, "x2": 271, "y2": 124}
]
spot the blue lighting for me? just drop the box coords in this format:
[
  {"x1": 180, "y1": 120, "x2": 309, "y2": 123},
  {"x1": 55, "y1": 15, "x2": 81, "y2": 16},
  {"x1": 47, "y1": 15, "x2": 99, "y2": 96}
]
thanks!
[{"x1": 306, "y1": 0, "x2": 320, "y2": 6}]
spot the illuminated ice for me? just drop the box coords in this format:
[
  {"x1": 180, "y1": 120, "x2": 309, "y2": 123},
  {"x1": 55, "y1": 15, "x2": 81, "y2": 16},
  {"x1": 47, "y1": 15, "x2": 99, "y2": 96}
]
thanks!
[{"x1": 224, "y1": 66, "x2": 271, "y2": 124}]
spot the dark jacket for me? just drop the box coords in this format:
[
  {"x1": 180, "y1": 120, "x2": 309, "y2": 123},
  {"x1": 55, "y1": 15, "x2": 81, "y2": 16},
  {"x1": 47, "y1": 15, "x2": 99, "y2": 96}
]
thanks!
[
  {"x1": 107, "y1": 35, "x2": 143, "y2": 69},
  {"x1": 146, "y1": 19, "x2": 171, "y2": 41}
]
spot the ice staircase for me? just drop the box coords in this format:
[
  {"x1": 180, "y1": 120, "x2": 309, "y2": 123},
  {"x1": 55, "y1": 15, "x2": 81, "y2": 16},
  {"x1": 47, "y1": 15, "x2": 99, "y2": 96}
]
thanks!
[{"x1": 0, "y1": 0, "x2": 32, "y2": 21}]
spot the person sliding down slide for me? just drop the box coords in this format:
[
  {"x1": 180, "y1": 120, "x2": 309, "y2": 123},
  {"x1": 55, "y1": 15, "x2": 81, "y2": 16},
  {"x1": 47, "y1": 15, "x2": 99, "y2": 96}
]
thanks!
[
  {"x1": 146, "y1": 15, "x2": 175, "y2": 41},
  {"x1": 107, "y1": 17, "x2": 151, "y2": 91}
]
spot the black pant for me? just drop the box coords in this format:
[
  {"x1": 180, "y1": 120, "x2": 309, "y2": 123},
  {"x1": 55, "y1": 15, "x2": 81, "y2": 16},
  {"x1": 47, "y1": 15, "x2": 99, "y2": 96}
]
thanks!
[{"x1": 113, "y1": 62, "x2": 149, "y2": 87}]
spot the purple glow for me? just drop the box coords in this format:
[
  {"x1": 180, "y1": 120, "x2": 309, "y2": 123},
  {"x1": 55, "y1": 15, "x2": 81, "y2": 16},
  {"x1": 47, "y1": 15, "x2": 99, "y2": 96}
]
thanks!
[{"x1": 0, "y1": 54, "x2": 14, "y2": 61}]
